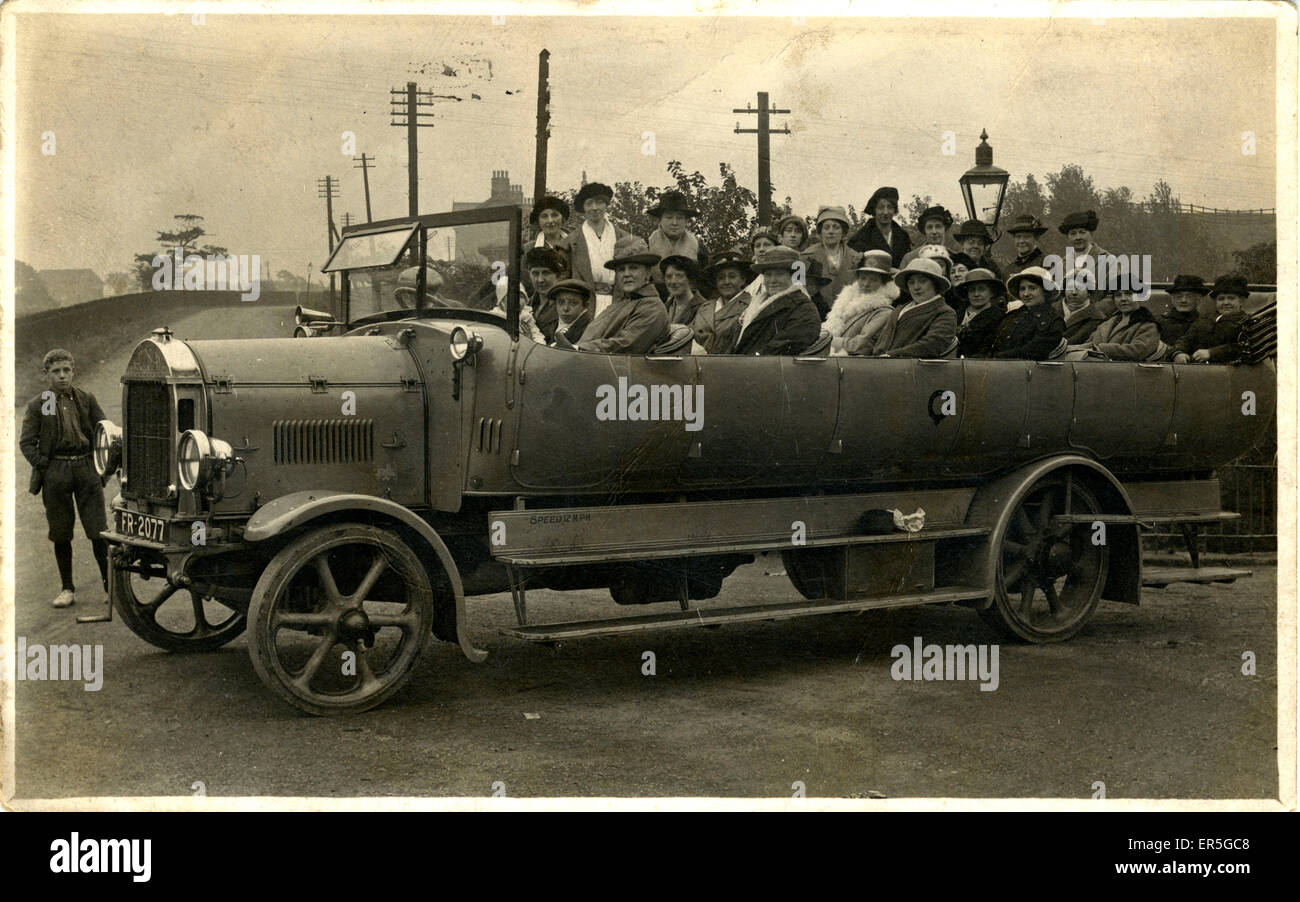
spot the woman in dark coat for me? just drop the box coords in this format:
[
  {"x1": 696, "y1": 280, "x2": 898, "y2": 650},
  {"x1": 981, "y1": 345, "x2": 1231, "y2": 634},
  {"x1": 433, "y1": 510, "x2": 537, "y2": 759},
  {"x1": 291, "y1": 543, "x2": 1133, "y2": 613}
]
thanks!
[
  {"x1": 659, "y1": 255, "x2": 709, "y2": 327},
  {"x1": 731, "y1": 246, "x2": 822, "y2": 356},
  {"x1": 1058, "y1": 274, "x2": 1107, "y2": 343},
  {"x1": 991, "y1": 267, "x2": 1065, "y2": 360},
  {"x1": 1158, "y1": 274, "x2": 1210, "y2": 345},
  {"x1": 950, "y1": 268, "x2": 1005, "y2": 357},
  {"x1": 801, "y1": 205, "x2": 860, "y2": 321},
  {"x1": 847, "y1": 186, "x2": 911, "y2": 267}
]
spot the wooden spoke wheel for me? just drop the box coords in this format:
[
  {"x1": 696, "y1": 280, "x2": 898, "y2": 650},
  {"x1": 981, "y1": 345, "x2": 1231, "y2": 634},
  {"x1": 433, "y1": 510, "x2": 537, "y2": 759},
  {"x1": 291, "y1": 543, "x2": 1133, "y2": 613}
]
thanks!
[
  {"x1": 112, "y1": 559, "x2": 246, "y2": 653},
  {"x1": 247, "y1": 524, "x2": 434, "y2": 715},
  {"x1": 979, "y1": 477, "x2": 1109, "y2": 643}
]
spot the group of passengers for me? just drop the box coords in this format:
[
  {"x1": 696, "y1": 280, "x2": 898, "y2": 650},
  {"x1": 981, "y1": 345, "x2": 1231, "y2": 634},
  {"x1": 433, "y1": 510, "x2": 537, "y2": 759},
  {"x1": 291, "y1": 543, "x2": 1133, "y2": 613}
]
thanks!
[{"x1": 506, "y1": 181, "x2": 1253, "y2": 362}]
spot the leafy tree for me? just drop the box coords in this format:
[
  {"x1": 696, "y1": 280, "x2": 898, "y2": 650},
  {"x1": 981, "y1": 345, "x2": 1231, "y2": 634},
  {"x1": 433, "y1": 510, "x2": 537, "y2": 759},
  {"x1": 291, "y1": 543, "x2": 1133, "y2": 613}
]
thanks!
[
  {"x1": 133, "y1": 214, "x2": 229, "y2": 289},
  {"x1": 1002, "y1": 173, "x2": 1048, "y2": 223},
  {"x1": 903, "y1": 194, "x2": 934, "y2": 228},
  {"x1": 274, "y1": 269, "x2": 309, "y2": 291},
  {"x1": 1232, "y1": 239, "x2": 1276, "y2": 283},
  {"x1": 16, "y1": 260, "x2": 52, "y2": 309},
  {"x1": 1045, "y1": 164, "x2": 1100, "y2": 219}
]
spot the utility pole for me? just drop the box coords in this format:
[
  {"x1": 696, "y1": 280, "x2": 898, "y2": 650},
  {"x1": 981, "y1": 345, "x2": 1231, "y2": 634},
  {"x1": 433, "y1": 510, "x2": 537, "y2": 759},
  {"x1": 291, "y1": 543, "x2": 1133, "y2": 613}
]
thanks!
[
  {"x1": 390, "y1": 82, "x2": 435, "y2": 218},
  {"x1": 533, "y1": 49, "x2": 551, "y2": 206},
  {"x1": 734, "y1": 91, "x2": 791, "y2": 226},
  {"x1": 317, "y1": 175, "x2": 339, "y2": 306},
  {"x1": 353, "y1": 153, "x2": 376, "y2": 222},
  {"x1": 341, "y1": 212, "x2": 354, "y2": 229}
]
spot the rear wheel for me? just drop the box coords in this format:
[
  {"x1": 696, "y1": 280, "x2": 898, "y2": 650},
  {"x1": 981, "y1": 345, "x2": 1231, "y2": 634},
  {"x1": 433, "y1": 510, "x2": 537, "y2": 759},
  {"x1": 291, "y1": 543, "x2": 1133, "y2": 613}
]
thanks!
[
  {"x1": 247, "y1": 524, "x2": 434, "y2": 715},
  {"x1": 979, "y1": 476, "x2": 1109, "y2": 642}
]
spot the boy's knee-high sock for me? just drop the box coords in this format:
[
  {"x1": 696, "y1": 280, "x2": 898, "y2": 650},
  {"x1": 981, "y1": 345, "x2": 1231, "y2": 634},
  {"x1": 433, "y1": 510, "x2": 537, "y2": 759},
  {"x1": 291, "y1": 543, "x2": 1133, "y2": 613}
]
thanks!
[
  {"x1": 54, "y1": 541, "x2": 74, "y2": 591},
  {"x1": 92, "y1": 539, "x2": 110, "y2": 591}
]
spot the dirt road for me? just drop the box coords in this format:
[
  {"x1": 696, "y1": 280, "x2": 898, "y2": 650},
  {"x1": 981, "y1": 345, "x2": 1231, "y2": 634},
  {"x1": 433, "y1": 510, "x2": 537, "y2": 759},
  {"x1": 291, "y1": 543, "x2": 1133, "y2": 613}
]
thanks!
[{"x1": 8, "y1": 306, "x2": 1280, "y2": 801}]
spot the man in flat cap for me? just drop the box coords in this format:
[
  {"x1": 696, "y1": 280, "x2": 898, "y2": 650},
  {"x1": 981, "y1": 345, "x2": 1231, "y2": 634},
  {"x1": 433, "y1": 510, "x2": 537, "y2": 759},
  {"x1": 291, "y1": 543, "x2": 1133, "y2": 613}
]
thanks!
[{"x1": 557, "y1": 235, "x2": 669, "y2": 354}]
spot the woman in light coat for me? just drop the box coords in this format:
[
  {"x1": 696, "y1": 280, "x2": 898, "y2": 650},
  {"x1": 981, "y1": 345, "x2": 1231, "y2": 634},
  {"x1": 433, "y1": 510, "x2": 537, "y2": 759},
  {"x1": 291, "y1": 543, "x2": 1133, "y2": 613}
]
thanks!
[{"x1": 826, "y1": 250, "x2": 899, "y2": 355}]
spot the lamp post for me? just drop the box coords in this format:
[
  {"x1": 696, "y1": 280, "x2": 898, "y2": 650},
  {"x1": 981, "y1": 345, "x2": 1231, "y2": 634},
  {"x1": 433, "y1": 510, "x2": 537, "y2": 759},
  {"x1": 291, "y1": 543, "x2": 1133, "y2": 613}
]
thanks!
[{"x1": 959, "y1": 129, "x2": 1010, "y2": 241}]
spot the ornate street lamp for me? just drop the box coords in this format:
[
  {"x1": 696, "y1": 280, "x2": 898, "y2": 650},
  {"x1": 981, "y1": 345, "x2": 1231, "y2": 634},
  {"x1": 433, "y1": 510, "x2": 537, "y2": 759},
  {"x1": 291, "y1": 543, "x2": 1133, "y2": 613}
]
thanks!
[{"x1": 959, "y1": 129, "x2": 1010, "y2": 238}]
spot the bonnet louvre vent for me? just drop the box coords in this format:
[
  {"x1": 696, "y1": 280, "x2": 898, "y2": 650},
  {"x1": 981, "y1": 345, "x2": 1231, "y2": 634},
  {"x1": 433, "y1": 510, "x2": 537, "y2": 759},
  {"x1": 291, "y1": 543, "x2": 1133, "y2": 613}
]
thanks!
[{"x1": 273, "y1": 418, "x2": 374, "y2": 465}]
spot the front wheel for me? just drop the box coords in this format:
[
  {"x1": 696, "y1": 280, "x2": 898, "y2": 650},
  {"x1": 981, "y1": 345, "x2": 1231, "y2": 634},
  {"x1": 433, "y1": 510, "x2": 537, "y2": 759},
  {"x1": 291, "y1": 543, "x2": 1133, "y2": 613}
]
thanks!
[
  {"x1": 111, "y1": 557, "x2": 246, "y2": 653},
  {"x1": 979, "y1": 476, "x2": 1110, "y2": 643},
  {"x1": 247, "y1": 524, "x2": 434, "y2": 715}
]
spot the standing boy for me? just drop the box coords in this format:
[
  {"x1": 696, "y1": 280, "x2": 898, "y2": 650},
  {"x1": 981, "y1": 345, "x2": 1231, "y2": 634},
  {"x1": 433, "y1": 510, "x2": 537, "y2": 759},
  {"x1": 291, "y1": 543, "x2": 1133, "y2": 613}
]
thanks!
[{"x1": 20, "y1": 349, "x2": 111, "y2": 607}]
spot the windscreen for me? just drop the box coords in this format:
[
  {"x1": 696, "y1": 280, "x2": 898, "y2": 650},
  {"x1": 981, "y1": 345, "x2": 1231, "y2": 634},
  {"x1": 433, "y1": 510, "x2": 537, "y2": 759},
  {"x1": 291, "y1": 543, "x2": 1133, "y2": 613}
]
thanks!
[{"x1": 344, "y1": 219, "x2": 518, "y2": 322}]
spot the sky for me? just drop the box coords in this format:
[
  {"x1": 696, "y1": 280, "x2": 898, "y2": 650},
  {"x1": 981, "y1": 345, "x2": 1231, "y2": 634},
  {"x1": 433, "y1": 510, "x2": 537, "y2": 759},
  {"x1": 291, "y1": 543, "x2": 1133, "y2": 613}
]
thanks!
[{"x1": 12, "y1": 4, "x2": 1282, "y2": 280}]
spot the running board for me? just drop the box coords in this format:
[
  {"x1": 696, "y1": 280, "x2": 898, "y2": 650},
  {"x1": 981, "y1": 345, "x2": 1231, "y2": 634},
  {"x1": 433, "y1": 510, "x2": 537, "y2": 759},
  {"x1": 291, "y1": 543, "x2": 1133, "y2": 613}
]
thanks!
[
  {"x1": 499, "y1": 586, "x2": 990, "y2": 642},
  {"x1": 1142, "y1": 566, "x2": 1252, "y2": 587}
]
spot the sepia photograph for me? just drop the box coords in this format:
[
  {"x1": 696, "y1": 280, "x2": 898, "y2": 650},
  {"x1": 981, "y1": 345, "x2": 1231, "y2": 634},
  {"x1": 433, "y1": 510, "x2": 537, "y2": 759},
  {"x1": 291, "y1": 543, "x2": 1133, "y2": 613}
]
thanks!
[{"x1": 1, "y1": 0, "x2": 1294, "y2": 819}]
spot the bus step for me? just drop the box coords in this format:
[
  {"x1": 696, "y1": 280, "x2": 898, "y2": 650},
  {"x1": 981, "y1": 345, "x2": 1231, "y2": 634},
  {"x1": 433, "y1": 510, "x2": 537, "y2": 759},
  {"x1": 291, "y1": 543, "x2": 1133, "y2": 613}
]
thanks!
[
  {"x1": 1142, "y1": 566, "x2": 1252, "y2": 588},
  {"x1": 499, "y1": 586, "x2": 990, "y2": 642}
]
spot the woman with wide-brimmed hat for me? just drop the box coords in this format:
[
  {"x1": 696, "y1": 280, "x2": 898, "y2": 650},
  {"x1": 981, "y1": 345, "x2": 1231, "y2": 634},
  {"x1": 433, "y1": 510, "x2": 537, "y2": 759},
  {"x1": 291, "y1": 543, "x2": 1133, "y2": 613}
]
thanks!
[
  {"x1": 826, "y1": 250, "x2": 900, "y2": 356},
  {"x1": 732, "y1": 246, "x2": 822, "y2": 355},
  {"x1": 847, "y1": 186, "x2": 911, "y2": 267},
  {"x1": 530, "y1": 195, "x2": 571, "y2": 251},
  {"x1": 950, "y1": 220, "x2": 1003, "y2": 280},
  {"x1": 990, "y1": 266, "x2": 1065, "y2": 359},
  {"x1": 646, "y1": 191, "x2": 710, "y2": 284},
  {"x1": 951, "y1": 268, "x2": 1006, "y2": 358},
  {"x1": 876, "y1": 258, "x2": 957, "y2": 358},
  {"x1": 560, "y1": 181, "x2": 633, "y2": 316},
  {"x1": 659, "y1": 254, "x2": 709, "y2": 327},
  {"x1": 1158, "y1": 274, "x2": 1210, "y2": 345},
  {"x1": 801, "y1": 205, "x2": 861, "y2": 321},
  {"x1": 563, "y1": 235, "x2": 668, "y2": 355},
  {"x1": 693, "y1": 250, "x2": 754, "y2": 354},
  {"x1": 1004, "y1": 214, "x2": 1049, "y2": 278}
]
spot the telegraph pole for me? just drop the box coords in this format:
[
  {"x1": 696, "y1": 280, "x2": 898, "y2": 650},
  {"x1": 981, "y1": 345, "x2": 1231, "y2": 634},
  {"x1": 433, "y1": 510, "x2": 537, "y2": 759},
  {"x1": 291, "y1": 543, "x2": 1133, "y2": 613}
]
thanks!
[
  {"x1": 533, "y1": 49, "x2": 551, "y2": 205},
  {"x1": 341, "y1": 212, "x2": 354, "y2": 229},
  {"x1": 734, "y1": 91, "x2": 791, "y2": 225},
  {"x1": 353, "y1": 153, "x2": 375, "y2": 222},
  {"x1": 390, "y1": 82, "x2": 435, "y2": 218},
  {"x1": 317, "y1": 175, "x2": 339, "y2": 305}
]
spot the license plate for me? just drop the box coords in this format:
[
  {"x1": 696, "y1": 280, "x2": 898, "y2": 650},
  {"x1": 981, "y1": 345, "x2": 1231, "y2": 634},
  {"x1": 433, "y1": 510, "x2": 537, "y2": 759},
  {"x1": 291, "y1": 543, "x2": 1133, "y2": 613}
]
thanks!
[{"x1": 117, "y1": 510, "x2": 167, "y2": 543}]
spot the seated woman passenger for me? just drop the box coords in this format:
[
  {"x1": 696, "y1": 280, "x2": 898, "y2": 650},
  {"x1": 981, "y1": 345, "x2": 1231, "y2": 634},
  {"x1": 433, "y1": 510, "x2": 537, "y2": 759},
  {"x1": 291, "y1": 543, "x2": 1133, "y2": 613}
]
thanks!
[
  {"x1": 1159, "y1": 274, "x2": 1210, "y2": 345},
  {"x1": 1171, "y1": 275, "x2": 1249, "y2": 364},
  {"x1": 1066, "y1": 288, "x2": 1161, "y2": 360},
  {"x1": 694, "y1": 250, "x2": 754, "y2": 354},
  {"x1": 991, "y1": 266, "x2": 1065, "y2": 360},
  {"x1": 802, "y1": 206, "x2": 861, "y2": 320},
  {"x1": 559, "y1": 236, "x2": 669, "y2": 354},
  {"x1": 731, "y1": 246, "x2": 822, "y2": 355},
  {"x1": 826, "y1": 250, "x2": 899, "y2": 356},
  {"x1": 547, "y1": 279, "x2": 594, "y2": 346},
  {"x1": 877, "y1": 258, "x2": 957, "y2": 358},
  {"x1": 660, "y1": 255, "x2": 709, "y2": 327},
  {"x1": 751, "y1": 229, "x2": 780, "y2": 257},
  {"x1": 1058, "y1": 274, "x2": 1106, "y2": 343},
  {"x1": 950, "y1": 220, "x2": 1003, "y2": 279},
  {"x1": 951, "y1": 268, "x2": 1005, "y2": 357}
]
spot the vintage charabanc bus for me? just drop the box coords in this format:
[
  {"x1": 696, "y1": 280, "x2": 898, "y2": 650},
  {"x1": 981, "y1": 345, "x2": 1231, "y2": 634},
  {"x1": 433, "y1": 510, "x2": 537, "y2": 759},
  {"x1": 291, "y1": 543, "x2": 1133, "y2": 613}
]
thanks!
[{"x1": 86, "y1": 206, "x2": 1278, "y2": 715}]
